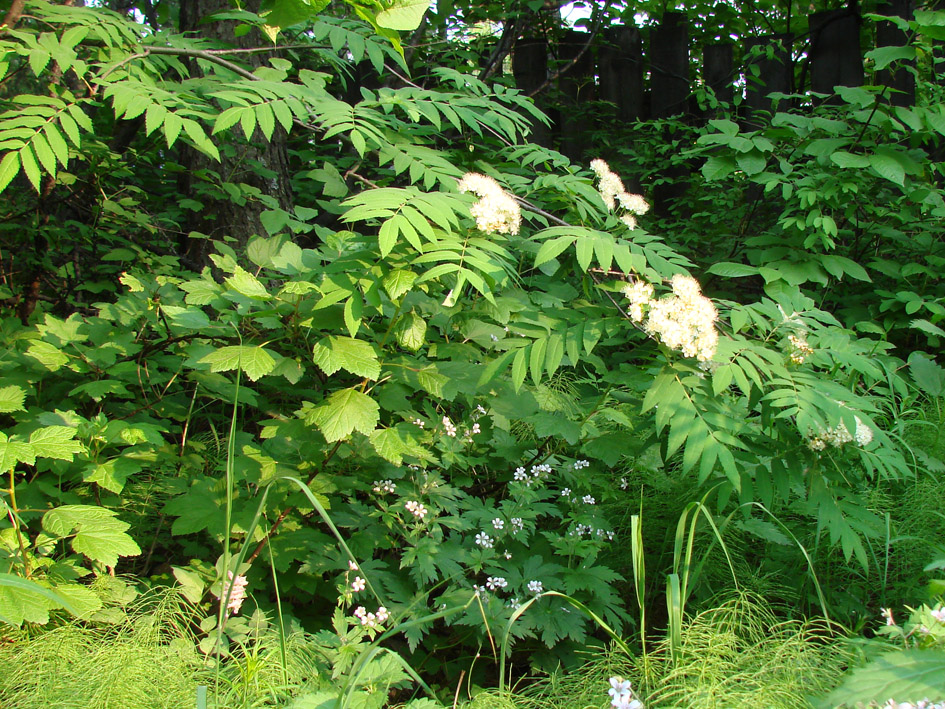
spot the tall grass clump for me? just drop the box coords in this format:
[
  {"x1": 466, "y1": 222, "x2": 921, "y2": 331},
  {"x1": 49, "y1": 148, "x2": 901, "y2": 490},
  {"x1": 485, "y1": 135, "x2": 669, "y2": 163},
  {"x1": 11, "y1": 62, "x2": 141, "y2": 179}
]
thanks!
[
  {"x1": 0, "y1": 588, "x2": 201, "y2": 708},
  {"x1": 642, "y1": 592, "x2": 850, "y2": 708}
]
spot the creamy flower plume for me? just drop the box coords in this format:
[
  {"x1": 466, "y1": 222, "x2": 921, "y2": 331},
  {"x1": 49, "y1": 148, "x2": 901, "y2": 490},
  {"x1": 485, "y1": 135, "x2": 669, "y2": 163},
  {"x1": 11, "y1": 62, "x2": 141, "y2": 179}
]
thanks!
[
  {"x1": 807, "y1": 413, "x2": 873, "y2": 451},
  {"x1": 624, "y1": 274, "x2": 718, "y2": 362},
  {"x1": 457, "y1": 172, "x2": 521, "y2": 235},
  {"x1": 590, "y1": 159, "x2": 649, "y2": 224}
]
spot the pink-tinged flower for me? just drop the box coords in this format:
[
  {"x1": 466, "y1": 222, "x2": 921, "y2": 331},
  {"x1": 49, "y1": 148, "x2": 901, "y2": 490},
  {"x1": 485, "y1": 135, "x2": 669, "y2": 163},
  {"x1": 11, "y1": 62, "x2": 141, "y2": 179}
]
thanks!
[
  {"x1": 881, "y1": 607, "x2": 895, "y2": 626},
  {"x1": 221, "y1": 571, "x2": 249, "y2": 616}
]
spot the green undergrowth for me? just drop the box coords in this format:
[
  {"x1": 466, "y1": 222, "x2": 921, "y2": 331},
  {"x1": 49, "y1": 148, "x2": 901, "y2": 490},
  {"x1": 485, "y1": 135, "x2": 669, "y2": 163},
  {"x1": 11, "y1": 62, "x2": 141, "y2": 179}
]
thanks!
[
  {"x1": 0, "y1": 588, "x2": 201, "y2": 708},
  {"x1": 467, "y1": 592, "x2": 850, "y2": 709},
  {"x1": 0, "y1": 586, "x2": 328, "y2": 708}
]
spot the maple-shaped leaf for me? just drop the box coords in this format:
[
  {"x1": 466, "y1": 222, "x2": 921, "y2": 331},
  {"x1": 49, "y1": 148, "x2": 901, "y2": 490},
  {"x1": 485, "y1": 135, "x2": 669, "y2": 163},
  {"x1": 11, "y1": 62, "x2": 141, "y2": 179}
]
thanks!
[
  {"x1": 224, "y1": 266, "x2": 270, "y2": 300},
  {"x1": 0, "y1": 574, "x2": 75, "y2": 626},
  {"x1": 0, "y1": 385, "x2": 26, "y2": 413},
  {"x1": 312, "y1": 336, "x2": 380, "y2": 380},
  {"x1": 307, "y1": 388, "x2": 380, "y2": 442},
  {"x1": 29, "y1": 426, "x2": 83, "y2": 461},
  {"x1": 199, "y1": 345, "x2": 277, "y2": 381},
  {"x1": 0, "y1": 432, "x2": 34, "y2": 469},
  {"x1": 42, "y1": 505, "x2": 141, "y2": 567}
]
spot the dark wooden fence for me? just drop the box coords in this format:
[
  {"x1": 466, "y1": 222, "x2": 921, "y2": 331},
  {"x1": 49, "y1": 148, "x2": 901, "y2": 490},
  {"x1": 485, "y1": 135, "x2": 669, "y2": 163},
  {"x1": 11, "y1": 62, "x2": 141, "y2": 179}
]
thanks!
[{"x1": 508, "y1": 2, "x2": 917, "y2": 162}]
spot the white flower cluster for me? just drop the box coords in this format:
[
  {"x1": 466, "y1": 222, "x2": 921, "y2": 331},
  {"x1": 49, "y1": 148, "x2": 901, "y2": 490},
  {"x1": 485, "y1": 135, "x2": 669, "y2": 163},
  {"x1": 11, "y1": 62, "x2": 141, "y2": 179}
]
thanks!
[
  {"x1": 457, "y1": 172, "x2": 522, "y2": 236},
  {"x1": 527, "y1": 579, "x2": 543, "y2": 595},
  {"x1": 572, "y1": 459, "x2": 590, "y2": 470},
  {"x1": 582, "y1": 495, "x2": 596, "y2": 505},
  {"x1": 443, "y1": 416, "x2": 457, "y2": 437},
  {"x1": 220, "y1": 571, "x2": 249, "y2": 616},
  {"x1": 788, "y1": 333, "x2": 813, "y2": 364},
  {"x1": 373, "y1": 479, "x2": 396, "y2": 494},
  {"x1": 608, "y1": 677, "x2": 644, "y2": 709},
  {"x1": 353, "y1": 605, "x2": 389, "y2": 628},
  {"x1": 512, "y1": 463, "x2": 552, "y2": 486},
  {"x1": 510, "y1": 517, "x2": 524, "y2": 532},
  {"x1": 590, "y1": 159, "x2": 649, "y2": 230},
  {"x1": 570, "y1": 524, "x2": 615, "y2": 541},
  {"x1": 624, "y1": 274, "x2": 719, "y2": 362},
  {"x1": 807, "y1": 415, "x2": 873, "y2": 451},
  {"x1": 405, "y1": 500, "x2": 428, "y2": 519},
  {"x1": 486, "y1": 576, "x2": 508, "y2": 591}
]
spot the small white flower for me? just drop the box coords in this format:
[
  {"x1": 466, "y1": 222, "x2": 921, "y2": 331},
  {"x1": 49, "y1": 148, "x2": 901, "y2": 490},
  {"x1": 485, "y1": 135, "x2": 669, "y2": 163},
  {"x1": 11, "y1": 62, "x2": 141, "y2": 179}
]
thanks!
[
  {"x1": 573, "y1": 459, "x2": 589, "y2": 470},
  {"x1": 372, "y1": 479, "x2": 396, "y2": 494},
  {"x1": 475, "y1": 532, "x2": 494, "y2": 549},
  {"x1": 490, "y1": 334, "x2": 499, "y2": 342},
  {"x1": 513, "y1": 467, "x2": 528, "y2": 481},
  {"x1": 405, "y1": 500, "x2": 428, "y2": 519},
  {"x1": 510, "y1": 517, "x2": 524, "y2": 532},
  {"x1": 527, "y1": 579, "x2": 543, "y2": 595},
  {"x1": 503, "y1": 550, "x2": 512, "y2": 560},
  {"x1": 561, "y1": 487, "x2": 571, "y2": 496},
  {"x1": 582, "y1": 495, "x2": 596, "y2": 505},
  {"x1": 351, "y1": 576, "x2": 365, "y2": 593},
  {"x1": 470, "y1": 423, "x2": 481, "y2": 435},
  {"x1": 881, "y1": 607, "x2": 895, "y2": 626},
  {"x1": 492, "y1": 517, "x2": 504, "y2": 530},
  {"x1": 413, "y1": 418, "x2": 425, "y2": 428},
  {"x1": 931, "y1": 607, "x2": 945, "y2": 623},
  {"x1": 620, "y1": 477, "x2": 629, "y2": 490}
]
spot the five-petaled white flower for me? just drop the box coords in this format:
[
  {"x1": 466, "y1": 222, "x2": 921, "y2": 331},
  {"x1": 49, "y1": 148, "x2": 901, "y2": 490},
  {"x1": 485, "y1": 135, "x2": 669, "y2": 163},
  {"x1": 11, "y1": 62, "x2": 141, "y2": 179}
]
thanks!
[{"x1": 475, "y1": 532, "x2": 494, "y2": 548}]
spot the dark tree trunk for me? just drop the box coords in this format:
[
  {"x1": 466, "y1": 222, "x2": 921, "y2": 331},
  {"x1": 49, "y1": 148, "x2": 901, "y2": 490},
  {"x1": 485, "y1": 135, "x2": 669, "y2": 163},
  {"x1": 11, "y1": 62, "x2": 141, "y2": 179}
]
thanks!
[
  {"x1": 876, "y1": 0, "x2": 915, "y2": 107},
  {"x1": 558, "y1": 29, "x2": 594, "y2": 161},
  {"x1": 177, "y1": 0, "x2": 294, "y2": 267},
  {"x1": 703, "y1": 42, "x2": 734, "y2": 110},
  {"x1": 598, "y1": 26, "x2": 644, "y2": 122},
  {"x1": 809, "y1": 7, "x2": 864, "y2": 102}
]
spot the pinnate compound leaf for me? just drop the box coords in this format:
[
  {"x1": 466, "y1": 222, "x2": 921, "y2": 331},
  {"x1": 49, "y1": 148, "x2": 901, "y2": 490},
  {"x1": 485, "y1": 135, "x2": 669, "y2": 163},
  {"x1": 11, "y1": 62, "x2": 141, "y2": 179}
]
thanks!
[
  {"x1": 307, "y1": 388, "x2": 380, "y2": 442},
  {"x1": 0, "y1": 385, "x2": 26, "y2": 413},
  {"x1": 819, "y1": 650, "x2": 945, "y2": 708},
  {"x1": 0, "y1": 151, "x2": 20, "y2": 193},
  {"x1": 908, "y1": 352, "x2": 944, "y2": 397},
  {"x1": 312, "y1": 336, "x2": 380, "y2": 379},
  {"x1": 29, "y1": 426, "x2": 83, "y2": 461},
  {"x1": 199, "y1": 345, "x2": 277, "y2": 381}
]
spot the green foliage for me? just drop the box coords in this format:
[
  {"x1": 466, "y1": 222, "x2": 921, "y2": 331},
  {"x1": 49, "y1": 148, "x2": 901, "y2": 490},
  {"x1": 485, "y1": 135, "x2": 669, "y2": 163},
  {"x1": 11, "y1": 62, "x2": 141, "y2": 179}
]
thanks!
[{"x1": 1, "y1": 0, "x2": 944, "y2": 702}]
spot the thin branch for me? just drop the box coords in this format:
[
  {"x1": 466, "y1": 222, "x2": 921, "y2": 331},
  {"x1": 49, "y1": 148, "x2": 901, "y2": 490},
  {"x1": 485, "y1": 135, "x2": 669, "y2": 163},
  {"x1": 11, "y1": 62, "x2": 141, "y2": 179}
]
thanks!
[
  {"x1": 527, "y1": 2, "x2": 609, "y2": 98},
  {"x1": 478, "y1": 17, "x2": 519, "y2": 82}
]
